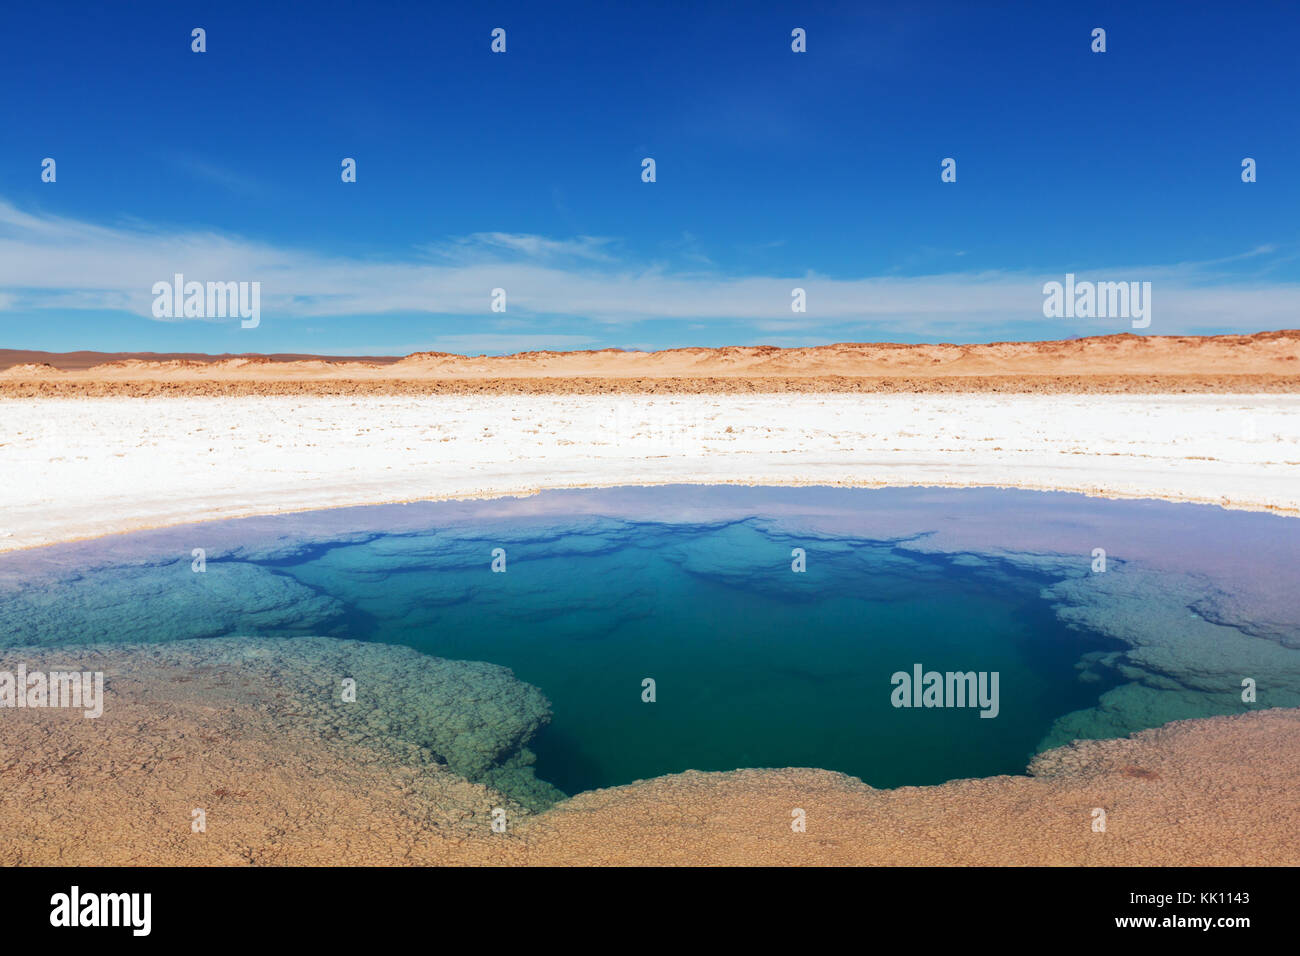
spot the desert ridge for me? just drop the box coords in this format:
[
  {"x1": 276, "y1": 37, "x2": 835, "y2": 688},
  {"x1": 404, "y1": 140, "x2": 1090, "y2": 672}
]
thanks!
[{"x1": 2, "y1": 331, "x2": 1298, "y2": 389}]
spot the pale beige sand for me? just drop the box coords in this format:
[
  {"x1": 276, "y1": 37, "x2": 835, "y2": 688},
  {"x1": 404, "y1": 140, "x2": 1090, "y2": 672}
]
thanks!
[
  {"x1": 3, "y1": 331, "x2": 1299, "y2": 391},
  {"x1": 519, "y1": 713, "x2": 1300, "y2": 865},
  {"x1": 0, "y1": 639, "x2": 539, "y2": 866},
  {"x1": 1, "y1": 639, "x2": 1295, "y2": 866}
]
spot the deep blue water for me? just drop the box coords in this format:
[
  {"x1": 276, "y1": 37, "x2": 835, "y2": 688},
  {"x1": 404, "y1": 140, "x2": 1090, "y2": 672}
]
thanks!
[
  {"x1": 263, "y1": 523, "x2": 1127, "y2": 792},
  {"x1": 3, "y1": 486, "x2": 1296, "y2": 797}
]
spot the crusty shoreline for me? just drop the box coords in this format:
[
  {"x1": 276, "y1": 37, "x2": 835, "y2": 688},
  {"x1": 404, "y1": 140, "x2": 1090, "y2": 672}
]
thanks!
[
  {"x1": 5, "y1": 373, "x2": 1298, "y2": 397},
  {"x1": 1, "y1": 637, "x2": 1295, "y2": 866},
  {"x1": 3, "y1": 391, "x2": 1298, "y2": 554}
]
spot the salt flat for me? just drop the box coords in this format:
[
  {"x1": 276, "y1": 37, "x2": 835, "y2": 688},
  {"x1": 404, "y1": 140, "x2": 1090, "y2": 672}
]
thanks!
[{"x1": 2, "y1": 393, "x2": 1298, "y2": 552}]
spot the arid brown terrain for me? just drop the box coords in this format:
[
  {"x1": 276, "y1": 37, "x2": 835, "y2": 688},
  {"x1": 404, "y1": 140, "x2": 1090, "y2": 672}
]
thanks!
[{"x1": 3, "y1": 331, "x2": 1298, "y2": 396}]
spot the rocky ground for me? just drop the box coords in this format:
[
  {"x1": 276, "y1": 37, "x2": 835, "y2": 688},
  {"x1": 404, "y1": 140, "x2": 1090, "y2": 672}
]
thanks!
[{"x1": 1, "y1": 636, "x2": 1295, "y2": 866}]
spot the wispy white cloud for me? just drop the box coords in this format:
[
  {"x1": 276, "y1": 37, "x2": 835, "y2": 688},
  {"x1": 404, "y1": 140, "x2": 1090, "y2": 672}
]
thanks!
[
  {"x1": 301, "y1": 334, "x2": 602, "y2": 357},
  {"x1": 424, "y1": 232, "x2": 618, "y2": 263},
  {"x1": 170, "y1": 155, "x2": 265, "y2": 196},
  {"x1": 1, "y1": 199, "x2": 1297, "y2": 337}
]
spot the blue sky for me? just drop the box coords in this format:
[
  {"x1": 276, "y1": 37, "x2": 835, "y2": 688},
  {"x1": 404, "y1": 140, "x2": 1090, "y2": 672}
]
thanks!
[{"x1": 1, "y1": 0, "x2": 1297, "y2": 355}]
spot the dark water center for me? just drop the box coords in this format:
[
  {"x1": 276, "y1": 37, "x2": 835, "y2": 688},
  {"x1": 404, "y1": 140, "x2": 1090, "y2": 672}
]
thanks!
[{"x1": 264, "y1": 519, "x2": 1125, "y2": 793}]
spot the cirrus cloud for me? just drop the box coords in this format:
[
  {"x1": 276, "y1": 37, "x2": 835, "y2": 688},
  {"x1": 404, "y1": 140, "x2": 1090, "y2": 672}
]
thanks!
[{"x1": 1, "y1": 199, "x2": 1298, "y2": 341}]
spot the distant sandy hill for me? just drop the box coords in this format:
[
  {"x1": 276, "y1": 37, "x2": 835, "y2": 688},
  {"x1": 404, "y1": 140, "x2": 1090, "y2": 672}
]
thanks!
[
  {"x1": 3, "y1": 331, "x2": 1298, "y2": 395},
  {"x1": 0, "y1": 349, "x2": 401, "y2": 371}
]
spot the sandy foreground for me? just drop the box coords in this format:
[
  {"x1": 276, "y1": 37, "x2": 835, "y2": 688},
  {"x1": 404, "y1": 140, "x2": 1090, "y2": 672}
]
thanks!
[{"x1": 1, "y1": 638, "x2": 1296, "y2": 866}]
